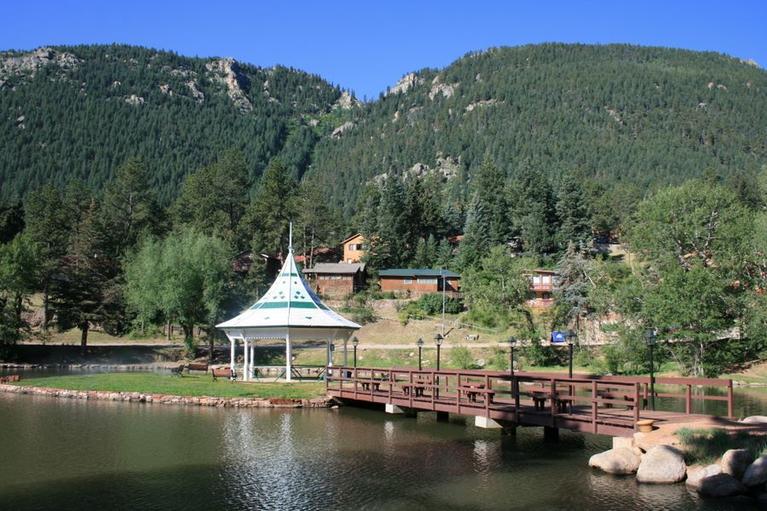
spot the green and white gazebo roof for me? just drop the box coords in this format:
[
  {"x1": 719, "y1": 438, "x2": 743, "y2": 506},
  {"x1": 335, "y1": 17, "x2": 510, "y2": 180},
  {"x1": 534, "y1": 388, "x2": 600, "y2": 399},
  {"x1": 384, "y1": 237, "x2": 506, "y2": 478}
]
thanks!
[{"x1": 216, "y1": 248, "x2": 361, "y2": 333}]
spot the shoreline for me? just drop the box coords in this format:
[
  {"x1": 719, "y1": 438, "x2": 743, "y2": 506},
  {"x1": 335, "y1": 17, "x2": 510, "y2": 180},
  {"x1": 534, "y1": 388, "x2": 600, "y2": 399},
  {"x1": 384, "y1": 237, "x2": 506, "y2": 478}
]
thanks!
[{"x1": 0, "y1": 383, "x2": 336, "y2": 409}]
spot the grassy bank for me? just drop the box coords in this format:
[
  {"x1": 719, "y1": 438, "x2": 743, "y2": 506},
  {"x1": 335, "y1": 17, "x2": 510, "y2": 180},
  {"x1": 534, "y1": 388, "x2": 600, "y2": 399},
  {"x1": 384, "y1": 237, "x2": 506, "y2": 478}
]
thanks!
[{"x1": 10, "y1": 373, "x2": 327, "y2": 400}]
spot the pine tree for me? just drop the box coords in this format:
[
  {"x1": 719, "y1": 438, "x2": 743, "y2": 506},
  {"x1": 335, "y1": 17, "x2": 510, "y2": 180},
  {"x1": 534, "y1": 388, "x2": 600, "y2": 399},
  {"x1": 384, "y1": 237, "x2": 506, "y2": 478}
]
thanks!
[
  {"x1": 244, "y1": 160, "x2": 299, "y2": 257},
  {"x1": 101, "y1": 157, "x2": 162, "y2": 257},
  {"x1": 509, "y1": 165, "x2": 559, "y2": 255},
  {"x1": 556, "y1": 172, "x2": 592, "y2": 249},
  {"x1": 50, "y1": 200, "x2": 123, "y2": 347}
]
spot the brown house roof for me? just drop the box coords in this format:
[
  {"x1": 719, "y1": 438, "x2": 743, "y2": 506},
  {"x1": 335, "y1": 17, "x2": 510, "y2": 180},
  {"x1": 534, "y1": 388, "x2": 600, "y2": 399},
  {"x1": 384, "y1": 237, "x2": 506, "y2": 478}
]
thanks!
[{"x1": 303, "y1": 262, "x2": 366, "y2": 275}]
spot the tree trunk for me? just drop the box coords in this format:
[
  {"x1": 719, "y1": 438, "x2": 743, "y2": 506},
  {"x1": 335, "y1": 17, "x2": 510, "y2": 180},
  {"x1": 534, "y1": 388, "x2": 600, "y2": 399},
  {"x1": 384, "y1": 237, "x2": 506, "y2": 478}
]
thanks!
[
  {"x1": 42, "y1": 280, "x2": 49, "y2": 332},
  {"x1": 208, "y1": 332, "x2": 215, "y2": 364},
  {"x1": 80, "y1": 321, "x2": 89, "y2": 350}
]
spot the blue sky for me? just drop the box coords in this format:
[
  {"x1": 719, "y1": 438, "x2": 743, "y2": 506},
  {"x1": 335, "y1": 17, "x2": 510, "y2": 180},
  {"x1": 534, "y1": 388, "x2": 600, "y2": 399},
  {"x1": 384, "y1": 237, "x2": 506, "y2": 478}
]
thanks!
[{"x1": 2, "y1": 1, "x2": 765, "y2": 99}]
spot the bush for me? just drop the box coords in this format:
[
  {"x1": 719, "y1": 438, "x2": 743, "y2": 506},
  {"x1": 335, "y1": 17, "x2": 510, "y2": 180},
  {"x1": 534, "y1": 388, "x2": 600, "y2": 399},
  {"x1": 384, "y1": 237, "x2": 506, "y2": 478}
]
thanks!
[
  {"x1": 398, "y1": 302, "x2": 426, "y2": 325},
  {"x1": 676, "y1": 428, "x2": 767, "y2": 465},
  {"x1": 523, "y1": 338, "x2": 558, "y2": 367},
  {"x1": 450, "y1": 345, "x2": 476, "y2": 369},
  {"x1": 416, "y1": 293, "x2": 463, "y2": 315}
]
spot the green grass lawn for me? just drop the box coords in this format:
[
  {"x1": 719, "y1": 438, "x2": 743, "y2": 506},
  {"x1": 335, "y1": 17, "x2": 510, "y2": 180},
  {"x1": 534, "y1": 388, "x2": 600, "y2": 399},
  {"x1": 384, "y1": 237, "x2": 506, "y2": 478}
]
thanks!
[{"x1": 11, "y1": 373, "x2": 327, "y2": 399}]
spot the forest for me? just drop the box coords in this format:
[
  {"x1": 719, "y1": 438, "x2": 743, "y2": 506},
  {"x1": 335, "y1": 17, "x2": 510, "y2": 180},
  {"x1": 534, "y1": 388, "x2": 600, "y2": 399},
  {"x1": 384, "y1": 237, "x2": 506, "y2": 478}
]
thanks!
[{"x1": 1, "y1": 42, "x2": 767, "y2": 377}]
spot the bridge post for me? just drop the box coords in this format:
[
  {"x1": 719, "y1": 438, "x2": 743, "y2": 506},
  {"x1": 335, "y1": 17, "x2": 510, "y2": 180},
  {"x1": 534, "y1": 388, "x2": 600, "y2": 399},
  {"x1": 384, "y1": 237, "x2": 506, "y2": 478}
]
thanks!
[
  {"x1": 385, "y1": 404, "x2": 416, "y2": 417},
  {"x1": 543, "y1": 426, "x2": 559, "y2": 443}
]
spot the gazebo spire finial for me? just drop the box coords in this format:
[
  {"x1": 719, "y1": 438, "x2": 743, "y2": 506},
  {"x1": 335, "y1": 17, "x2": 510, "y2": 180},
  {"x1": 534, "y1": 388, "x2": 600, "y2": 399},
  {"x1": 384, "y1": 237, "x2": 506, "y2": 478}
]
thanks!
[{"x1": 288, "y1": 221, "x2": 293, "y2": 254}]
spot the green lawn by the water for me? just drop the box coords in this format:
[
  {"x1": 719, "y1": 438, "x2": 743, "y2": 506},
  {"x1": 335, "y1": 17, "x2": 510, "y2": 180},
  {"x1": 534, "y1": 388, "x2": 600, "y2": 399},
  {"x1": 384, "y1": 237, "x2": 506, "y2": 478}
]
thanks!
[{"x1": 11, "y1": 373, "x2": 327, "y2": 399}]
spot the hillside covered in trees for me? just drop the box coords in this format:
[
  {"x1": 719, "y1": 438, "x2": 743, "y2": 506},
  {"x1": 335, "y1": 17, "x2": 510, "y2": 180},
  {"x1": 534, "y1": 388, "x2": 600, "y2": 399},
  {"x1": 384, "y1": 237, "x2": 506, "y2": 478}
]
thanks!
[
  {"x1": 0, "y1": 44, "x2": 348, "y2": 201},
  {"x1": 310, "y1": 44, "x2": 767, "y2": 216},
  {"x1": 1, "y1": 43, "x2": 766, "y2": 213}
]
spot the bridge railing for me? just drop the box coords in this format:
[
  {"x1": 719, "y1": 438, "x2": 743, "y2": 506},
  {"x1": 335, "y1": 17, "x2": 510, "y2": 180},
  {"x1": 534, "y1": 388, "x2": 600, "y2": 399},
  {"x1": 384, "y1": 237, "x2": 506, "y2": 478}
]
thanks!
[{"x1": 326, "y1": 367, "x2": 735, "y2": 422}]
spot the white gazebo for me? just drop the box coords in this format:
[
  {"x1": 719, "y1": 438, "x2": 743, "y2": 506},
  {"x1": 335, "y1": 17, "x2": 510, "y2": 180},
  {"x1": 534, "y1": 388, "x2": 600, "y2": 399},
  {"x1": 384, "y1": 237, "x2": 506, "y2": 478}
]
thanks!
[{"x1": 216, "y1": 235, "x2": 360, "y2": 381}]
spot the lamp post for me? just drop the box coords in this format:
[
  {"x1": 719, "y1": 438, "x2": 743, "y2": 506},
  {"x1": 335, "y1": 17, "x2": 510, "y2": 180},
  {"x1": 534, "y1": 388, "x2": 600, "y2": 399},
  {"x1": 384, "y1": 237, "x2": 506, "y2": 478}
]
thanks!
[
  {"x1": 434, "y1": 333, "x2": 443, "y2": 370},
  {"x1": 645, "y1": 329, "x2": 657, "y2": 411},
  {"x1": 352, "y1": 337, "x2": 359, "y2": 368},
  {"x1": 417, "y1": 338, "x2": 424, "y2": 371},
  {"x1": 507, "y1": 337, "x2": 517, "y2": 376},
  {"x1": 566, "y1": 330, "x2": 577, "y2": 378}
]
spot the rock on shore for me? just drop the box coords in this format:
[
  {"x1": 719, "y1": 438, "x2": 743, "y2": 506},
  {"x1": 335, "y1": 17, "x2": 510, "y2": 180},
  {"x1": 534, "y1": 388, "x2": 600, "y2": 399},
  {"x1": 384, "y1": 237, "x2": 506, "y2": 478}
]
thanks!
[
  {"x1": 0, "y1": 383, "x2": 335, "y2": 409},
  {"x1": 588, "y1": 447, "x2": 641, "y2": 474},
  {"x1": 636, "y1": 445, "x2": 687, "y2": 484}
]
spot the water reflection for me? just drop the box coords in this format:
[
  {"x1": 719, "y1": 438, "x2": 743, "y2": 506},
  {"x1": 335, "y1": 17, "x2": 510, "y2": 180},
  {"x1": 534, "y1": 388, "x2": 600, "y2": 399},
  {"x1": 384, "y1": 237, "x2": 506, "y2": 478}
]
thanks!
[{"x1": 0, "y1": 389, "x2": 765, "y2": 510}]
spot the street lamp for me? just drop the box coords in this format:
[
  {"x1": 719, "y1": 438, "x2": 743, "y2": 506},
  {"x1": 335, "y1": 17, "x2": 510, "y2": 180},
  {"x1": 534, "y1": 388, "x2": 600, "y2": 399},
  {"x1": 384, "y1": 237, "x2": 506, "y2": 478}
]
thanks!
[
  {"x1": 417, "y1": 338, "x2": 424, "y2": 370},
  {"x1": 507, "y1": 336, "x2": 517, "y2": 376},
  {"x1": 566, "y1": 330, "x2": 577, "y2": 378},
  {"x1": 434, "y1": 333, "x2": 444, "y2": 370},
  {"x1": 352, "y1": 337, "x2": 359, "y2": 368},
  {"x1": 645, "y1": 329, "x2": 657, "y2": 411}
]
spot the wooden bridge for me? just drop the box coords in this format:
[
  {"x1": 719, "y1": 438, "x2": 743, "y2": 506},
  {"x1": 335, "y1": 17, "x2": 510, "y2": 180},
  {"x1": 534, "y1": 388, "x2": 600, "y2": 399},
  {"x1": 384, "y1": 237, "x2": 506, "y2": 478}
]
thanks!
[{"x1": 326, "y1": 366, "x2": 735, "y2": 437}]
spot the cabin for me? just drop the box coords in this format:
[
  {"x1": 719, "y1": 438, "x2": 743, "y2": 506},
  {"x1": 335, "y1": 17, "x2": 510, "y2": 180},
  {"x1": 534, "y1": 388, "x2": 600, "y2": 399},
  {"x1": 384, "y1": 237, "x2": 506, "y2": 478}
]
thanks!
[
  {"x1": 303, "y1": 262, "x2": 367, "y2": 298},
  {"x1": 342, "y1": 233, "x2": 365, "y2": 263},
  {"x1": 378, "y1": 269, "x2": 460, "y2": 297},
  {"x1": 526, "y1": 269, "x2": 557, "y2": 308}
]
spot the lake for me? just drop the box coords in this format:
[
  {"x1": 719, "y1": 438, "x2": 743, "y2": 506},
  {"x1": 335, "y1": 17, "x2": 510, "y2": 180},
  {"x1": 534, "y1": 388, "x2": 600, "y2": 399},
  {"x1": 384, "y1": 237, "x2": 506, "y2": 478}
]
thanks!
[{"x1": 1, "y1": 386, "x2": 765, "y2": 510}]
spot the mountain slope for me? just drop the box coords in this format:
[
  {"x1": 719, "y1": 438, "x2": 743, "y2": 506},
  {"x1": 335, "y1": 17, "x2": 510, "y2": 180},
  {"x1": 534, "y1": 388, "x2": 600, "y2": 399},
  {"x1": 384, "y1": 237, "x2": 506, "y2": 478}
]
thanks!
[
  {"x1": 307, "y1": 44, "x2": 767, "y2": 212},
  {"x1": 0, "y1": 44, "x2": 348, "y2": 201},
  {"x1": 1, "y1": 43, "x2": 766, "y2": 211}
]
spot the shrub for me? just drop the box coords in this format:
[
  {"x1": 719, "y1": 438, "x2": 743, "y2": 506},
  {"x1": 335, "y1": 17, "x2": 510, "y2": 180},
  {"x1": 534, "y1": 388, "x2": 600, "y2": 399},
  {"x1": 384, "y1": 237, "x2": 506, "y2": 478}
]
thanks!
[
  {"x1": 416, "y1": 293, "x2": 463, "y2": 315},
  {"x1": 450, "y1": 345, "x2": 476, "y2": 369}
]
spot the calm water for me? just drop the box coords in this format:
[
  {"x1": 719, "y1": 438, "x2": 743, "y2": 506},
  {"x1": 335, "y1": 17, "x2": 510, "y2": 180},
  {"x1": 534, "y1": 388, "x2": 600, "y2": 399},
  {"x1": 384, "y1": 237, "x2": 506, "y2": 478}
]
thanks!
[{"x1": 1, "y1": 388, "x2": 765, "y2": 511}]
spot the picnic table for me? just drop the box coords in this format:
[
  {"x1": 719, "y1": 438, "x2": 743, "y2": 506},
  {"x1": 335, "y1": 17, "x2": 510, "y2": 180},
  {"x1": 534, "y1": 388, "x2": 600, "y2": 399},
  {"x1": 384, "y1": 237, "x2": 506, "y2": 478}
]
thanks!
[{"x1": 461, "y1": 382, "x2": 495, "y2": 404}]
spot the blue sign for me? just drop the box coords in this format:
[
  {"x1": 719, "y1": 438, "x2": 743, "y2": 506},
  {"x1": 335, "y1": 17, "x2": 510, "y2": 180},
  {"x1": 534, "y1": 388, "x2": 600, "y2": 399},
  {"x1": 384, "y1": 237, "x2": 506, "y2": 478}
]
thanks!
[{"x1": 551, "y1": 331, "x2": 566, "y2": 344}]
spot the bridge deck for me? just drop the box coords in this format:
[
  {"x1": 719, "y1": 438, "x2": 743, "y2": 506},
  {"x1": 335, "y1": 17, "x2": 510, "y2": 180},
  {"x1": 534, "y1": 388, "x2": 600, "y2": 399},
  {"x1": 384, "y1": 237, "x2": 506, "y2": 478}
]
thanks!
[{"x1": 326, "y1": 367, "x2": 736, "y2": 437}]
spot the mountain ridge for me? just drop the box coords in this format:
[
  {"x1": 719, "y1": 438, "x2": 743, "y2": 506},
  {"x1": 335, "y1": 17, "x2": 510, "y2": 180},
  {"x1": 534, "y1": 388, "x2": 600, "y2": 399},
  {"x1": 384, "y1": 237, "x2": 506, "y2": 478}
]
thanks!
[{"x1": 2, "y1": 42, "x2": 766, "y2": 211}]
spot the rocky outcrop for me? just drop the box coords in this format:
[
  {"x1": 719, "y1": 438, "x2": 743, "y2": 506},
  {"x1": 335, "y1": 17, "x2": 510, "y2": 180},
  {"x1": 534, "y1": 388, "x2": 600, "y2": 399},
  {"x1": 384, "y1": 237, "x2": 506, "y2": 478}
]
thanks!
[
  {"x1": 636, "y1": 445, "x2": 687, "y2": 484},
  {"x1": 388, "y1": 72, "x2": 422, "y2": 95},
  {"x1": 589, "y1": 447, "x2": 641, "y2": 474},
  {"x1": 721, "y1": 449, "x2": 753, "y2": 479},
  {"x1": 333, "y1": 91, "x2": 359, "y2": 110},
  {"x1": 696, "y1": 473, "x2": 746, "y2": 498},
  {"x1": 685, "y1": 464, "x2": 722, "y2": 491},
  {"x1": 742, "y1": 455, "x2": 767, "y2": 487},
  {"x1": 185, "y1": 80, "x2": 205, "y2": 103},
  {"x1": 205, "y1": 58, "x2": 252, "y2": 112},
  {"x1": 0, "y1": 383, "x2": 335, "y2": 409},
  {"x1": 428, "y1": 79, "x2": 458, "y2": 100},
  {"x1": 331, "y1": 121, "x2": 355, "y2": 139},
  {"x1": 465, "y1": 99, "x2": 501, "y2": 112},
  {"x1": 0, "y1": 47, "x2": 81, "y2": 82},
  {"x1": 124, "y1": 94, "x2": 145, "y2": 106}
]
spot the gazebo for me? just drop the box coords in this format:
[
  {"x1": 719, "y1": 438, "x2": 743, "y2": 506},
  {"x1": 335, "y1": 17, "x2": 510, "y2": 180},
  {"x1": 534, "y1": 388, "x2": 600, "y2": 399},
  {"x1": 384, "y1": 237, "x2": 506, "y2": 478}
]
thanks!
[{"x1": 216, "y1": 235, "x2": 360, "y2": 381}]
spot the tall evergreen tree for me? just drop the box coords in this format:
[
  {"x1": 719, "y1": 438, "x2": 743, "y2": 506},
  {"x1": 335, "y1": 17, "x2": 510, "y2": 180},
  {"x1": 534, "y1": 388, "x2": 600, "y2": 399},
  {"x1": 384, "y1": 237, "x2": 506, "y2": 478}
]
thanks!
[
  {"x1": 509, "y1": 165, "x2": 559, "y2": 255},
  {"x1": 50, "y1": 200, "x2": 123, "y2": 347},
  {"x1": 243, "y1": 160, "x2": 299, "y2": 257},
  {"x1": 556, "y1": 172, "x2": 592, "y2": 249}
]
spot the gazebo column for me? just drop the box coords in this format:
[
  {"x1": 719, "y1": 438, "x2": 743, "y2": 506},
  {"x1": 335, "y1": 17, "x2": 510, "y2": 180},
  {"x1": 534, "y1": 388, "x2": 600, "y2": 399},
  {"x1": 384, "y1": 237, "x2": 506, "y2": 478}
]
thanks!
[
  {"x1": 228, "y1": 336, "x2": 235, "y2": 376},
  {"x1": 243, "y1": 339, "x2": 250, "y2": 381},
  {"x1": 343, "y1": 338, "x2": 348, "y2": 367},
  {"x1": 285, "y1": 330, "x2": 292, "y2": 382},
  {"x1": 249, "y1": 342, "x2": 255, "y2": 379}
]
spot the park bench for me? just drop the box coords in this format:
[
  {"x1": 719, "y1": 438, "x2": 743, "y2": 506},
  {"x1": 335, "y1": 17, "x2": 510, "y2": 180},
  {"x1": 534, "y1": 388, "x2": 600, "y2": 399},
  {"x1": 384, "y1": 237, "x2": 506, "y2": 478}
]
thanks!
[
  {"x1": 186, "y1": 363, "x2": 209, "y2": 374},
  {"x1": 465, "y1": 334, "x2": 480, "y2": 341},
  {"x1": 0, "y1": 374, "x2": 20, "y2": 383},
  {"x1": 169, "y1": 364, "x2": 185, "y2": 376},
  {"x1": 211, "y1": 367, "x2": 234, "y2": 381}
]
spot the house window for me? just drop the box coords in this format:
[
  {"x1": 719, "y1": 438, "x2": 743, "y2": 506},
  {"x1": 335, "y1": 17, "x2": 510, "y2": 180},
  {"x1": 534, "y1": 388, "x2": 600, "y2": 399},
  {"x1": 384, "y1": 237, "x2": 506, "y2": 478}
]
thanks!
[
  {"x1": 418, "y1": 278, "x2": 437, "y2": 284},
  {"x1": 403, "y1": 278, "x2": 413, "y2": 284}
]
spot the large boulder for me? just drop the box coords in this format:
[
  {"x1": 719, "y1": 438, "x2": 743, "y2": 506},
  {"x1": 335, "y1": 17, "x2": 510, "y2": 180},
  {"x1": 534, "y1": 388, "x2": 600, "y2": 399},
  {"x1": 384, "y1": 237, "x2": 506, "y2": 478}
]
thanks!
[
  {"x1": 697, "y1": 473, "x2": 746, "y2": 498},
  {"x1": 740, "y1": 416, "x2": 767, "y2": 424},
  {"x1": 636, "y1": 445, "x2": 687, "y2": 484},
  {"x1": 742, "y1": 455, "x2": 767, "y2": 487},
  {"x1": 721, "y1": 449, "x2": 753, "y2": 480},
  {"x1": 685, "y1": 464, "x2": 722, "y2": 491},
  {"x1": 589, "y1": 447, "x2": 642, "y2": 475}
]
